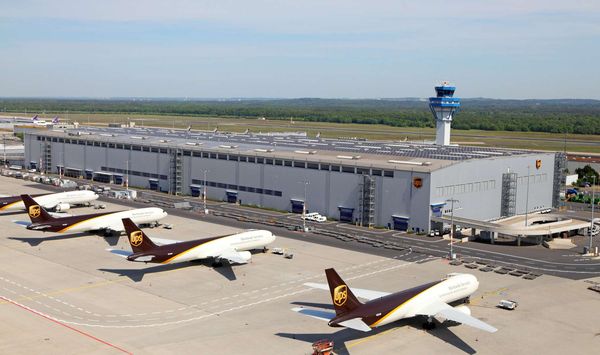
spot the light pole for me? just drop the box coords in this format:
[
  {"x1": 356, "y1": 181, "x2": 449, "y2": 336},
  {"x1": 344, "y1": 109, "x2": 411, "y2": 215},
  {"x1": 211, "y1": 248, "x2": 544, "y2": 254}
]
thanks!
[
  {"x1": 125, "y1": 159, "x2": 129, "y2": 189},
  {"x1": 203, "y1": 170, "x2": 208, "y2": 214},
  {"x1": 525, "y1": 165, "x2": 531, "y2": 227},
  {"x1": 446, "y1": 198, "x2": 459, "y2": 260},
  {"x1": 302, "y1": 181, "x2": 309, "y2": 232},
  {"x1": 585, "y1": 175, "x2": 597, "y2": 253}
]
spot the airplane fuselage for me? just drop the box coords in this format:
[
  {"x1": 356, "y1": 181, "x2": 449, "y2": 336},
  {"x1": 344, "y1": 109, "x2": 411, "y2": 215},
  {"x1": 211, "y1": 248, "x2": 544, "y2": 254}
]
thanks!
[
  {"x1": 27, "y1": 207, "x2": 167, "y2": 233},
  {"x1": 0, "y1": 190, "x2": 98, "y2": 212},
  {"x1": 330, "y1": 274, "x2": 478, "y2": 329},
  {"x1": 128, "y1": 230, "x2": 276, "y2": 264}
]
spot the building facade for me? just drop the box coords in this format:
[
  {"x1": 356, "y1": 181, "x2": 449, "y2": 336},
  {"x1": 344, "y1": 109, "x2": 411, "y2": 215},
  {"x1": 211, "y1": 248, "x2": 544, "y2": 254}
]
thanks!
[{"x1": 24, "y1": 128, "x2": 560, "y2": 233}]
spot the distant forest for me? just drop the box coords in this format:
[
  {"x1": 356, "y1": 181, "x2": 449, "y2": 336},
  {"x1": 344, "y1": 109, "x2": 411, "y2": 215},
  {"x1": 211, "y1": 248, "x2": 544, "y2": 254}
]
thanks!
[{"x1": 1, "y1": 98, "x2": 599, "y2": 135}]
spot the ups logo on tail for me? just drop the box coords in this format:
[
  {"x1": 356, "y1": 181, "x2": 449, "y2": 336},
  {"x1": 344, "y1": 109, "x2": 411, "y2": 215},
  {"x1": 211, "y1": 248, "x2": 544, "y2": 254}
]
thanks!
[
  {"x1": 28, "y1": 205, "x2": 41, "y2": 218},
  {"x1": 129, "y1": 231, "x2": 143, "y2": 247},
  {"x1": 333, "y1": 285, "x2": 348, "y2": 306}
]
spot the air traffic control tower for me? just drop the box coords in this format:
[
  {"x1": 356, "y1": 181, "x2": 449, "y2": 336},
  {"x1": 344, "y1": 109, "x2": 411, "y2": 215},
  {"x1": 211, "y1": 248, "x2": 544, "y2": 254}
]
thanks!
[{"x1": 429, "y1": 82, "x2": 461, "y2": 146}]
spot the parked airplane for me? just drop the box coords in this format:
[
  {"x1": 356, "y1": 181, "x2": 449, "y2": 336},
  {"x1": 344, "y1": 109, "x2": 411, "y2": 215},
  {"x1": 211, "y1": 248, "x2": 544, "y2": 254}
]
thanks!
[
  {"x1": 20, "y1": 194, "x2": 167, "y2": 236},
  {"x1": 113, "y1": 218, "x2": 275, "y2": 265},
  {"x1": 293, "y1": 269, "x2": 497, "y2": 333},
  {"x1": 0, "y1": 190, "x2": 98, "y2": 212}
]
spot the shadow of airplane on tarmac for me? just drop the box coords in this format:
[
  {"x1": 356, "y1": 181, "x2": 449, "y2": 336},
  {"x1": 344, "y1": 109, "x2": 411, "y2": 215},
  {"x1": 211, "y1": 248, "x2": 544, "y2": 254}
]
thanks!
[
  {"x1": 276, "y1": 313, "x2": 476, "y2": 355},
  {"x1": 9, "y1": 232, "x2": 120, "y2": 247},
  {"x1": 99, "y1": 258, "x2": 238, "y2": 282}
]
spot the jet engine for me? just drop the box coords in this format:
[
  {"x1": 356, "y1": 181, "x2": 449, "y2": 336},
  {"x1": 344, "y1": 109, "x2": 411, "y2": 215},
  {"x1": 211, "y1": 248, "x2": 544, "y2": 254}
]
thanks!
[
  {"x1": 53, "y1": 203, "x2": 71, "y2": 212},
  {"x1": 453, "y1": 305, "x2": 471, "y2": 316},
  {"x1": 236, "y1": 251, "x2": 252, "y2": 264}
]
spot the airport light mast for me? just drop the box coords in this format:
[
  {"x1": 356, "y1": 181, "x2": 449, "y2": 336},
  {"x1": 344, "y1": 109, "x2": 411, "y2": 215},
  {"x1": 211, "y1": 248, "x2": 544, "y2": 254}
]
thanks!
[
  {"x1": 446, "y1": 198, "x2": 459, "y2": 260},
  {"x1": 429, "y1": 82, "x2": 461, "y2": 146}
]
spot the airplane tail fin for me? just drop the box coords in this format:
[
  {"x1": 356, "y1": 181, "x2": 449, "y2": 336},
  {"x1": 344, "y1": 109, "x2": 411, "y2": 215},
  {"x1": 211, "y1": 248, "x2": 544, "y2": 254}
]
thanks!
[
  {"x1": 325, "y1": 268, "x2": 362, "y2": 316},
  {"x1": 121, "y1": 218, "x2": 158, "y2": 253},
  {"x1": 20, "y1": 194, "x2": 54, "y2": 223}
]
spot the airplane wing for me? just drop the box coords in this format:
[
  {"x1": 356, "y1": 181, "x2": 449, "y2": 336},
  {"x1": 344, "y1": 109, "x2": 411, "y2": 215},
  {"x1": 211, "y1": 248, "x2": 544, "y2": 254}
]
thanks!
[
  {"x1": 217, "y1": 249, "x2": 251, "y2": 264},
  {"x1": 416, "y1": 299, "x2": 497, "y2": 333},
  {"x1": 304, "y1": 282, "x2": 390, "y2": 301},
  {"x1": 291, "y1": 307, "x2": 335, "y2": 322}
]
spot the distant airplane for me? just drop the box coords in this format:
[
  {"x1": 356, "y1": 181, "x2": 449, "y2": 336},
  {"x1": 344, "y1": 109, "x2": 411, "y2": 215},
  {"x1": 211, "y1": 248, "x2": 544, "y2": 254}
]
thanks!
[
  {"x1": 293, "y1": 269, "x2": 497, "y2": 333},
  {"x1": 51, "y1": 116, "x2": 59, "y2": 124},
  {"x1": 30, "y1": 114, "x2": 52, "y2": 126},
  {"x1": 19, "y1": 194, "x2": 167, "y2": 236},
  {"x1": 111, "y1": 218, "x2": 275, "y2": 265},
  {"x1": 0, "y1": 190, "x2": 98, "y2": 212}
]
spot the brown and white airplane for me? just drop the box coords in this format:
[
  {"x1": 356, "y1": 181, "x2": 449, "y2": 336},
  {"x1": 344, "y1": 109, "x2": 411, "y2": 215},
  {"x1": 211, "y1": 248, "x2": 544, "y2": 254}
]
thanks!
[
  {"x1": 19, "y1": 194, "x2": 167, "y2": 236},
  {"x1": 293, "y1": 268, "x2": 497, "y2": 333},
  {"x1": 110, "y1": 218, "x2": 276, "y2": 265}
]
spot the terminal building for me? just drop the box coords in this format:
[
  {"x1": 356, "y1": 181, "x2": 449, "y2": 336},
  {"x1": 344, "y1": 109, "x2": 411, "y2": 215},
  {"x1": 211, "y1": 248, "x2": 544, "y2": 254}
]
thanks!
[{"x1": 22, "y1": 84, "x2": 565, "y2": 233}]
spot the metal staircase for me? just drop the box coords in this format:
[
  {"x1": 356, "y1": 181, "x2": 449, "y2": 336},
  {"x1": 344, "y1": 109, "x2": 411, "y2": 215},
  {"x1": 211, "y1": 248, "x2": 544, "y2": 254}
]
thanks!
[{"x1": 359, "y1": 174, "x2": 376, "y2": 227}]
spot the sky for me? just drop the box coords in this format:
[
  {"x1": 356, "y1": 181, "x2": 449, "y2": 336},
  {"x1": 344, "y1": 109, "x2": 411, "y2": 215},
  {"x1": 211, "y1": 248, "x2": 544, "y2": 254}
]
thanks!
[{"x1": 1, "y1": 0, "x2": 599, "y2": 99}]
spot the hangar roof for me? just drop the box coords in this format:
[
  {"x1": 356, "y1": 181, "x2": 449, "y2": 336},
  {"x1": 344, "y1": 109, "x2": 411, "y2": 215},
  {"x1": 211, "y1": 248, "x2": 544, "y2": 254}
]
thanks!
[{"x1": 29, "y1": 126, "x2": 537, "y2": 173}]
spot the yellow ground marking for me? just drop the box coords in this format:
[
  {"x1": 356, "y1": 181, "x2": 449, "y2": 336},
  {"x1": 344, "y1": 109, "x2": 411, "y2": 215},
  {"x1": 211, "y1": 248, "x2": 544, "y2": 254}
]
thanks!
[
  {"x1": 345, "y1": 326, "x2": 401, "y2": 350},
  {"x1": 470, "y1": 287, "x2": 508, "y2": 306}
]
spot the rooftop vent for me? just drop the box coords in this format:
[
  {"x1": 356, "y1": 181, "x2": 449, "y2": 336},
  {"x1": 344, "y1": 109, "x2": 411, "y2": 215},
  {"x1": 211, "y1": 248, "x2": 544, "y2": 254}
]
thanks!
[
  {"x1": 337, "y1": 155, "x2": 361, "y2": 160},
  {"x1": 388, "y1": 160, "x2": 431, "y2": 166}
]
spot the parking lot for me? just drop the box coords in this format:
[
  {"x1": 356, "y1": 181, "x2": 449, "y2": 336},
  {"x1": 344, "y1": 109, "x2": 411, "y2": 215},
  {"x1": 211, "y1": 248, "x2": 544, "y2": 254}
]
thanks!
[{"x1": 1, "y1": 177, "x2": 599, "y2": 354}]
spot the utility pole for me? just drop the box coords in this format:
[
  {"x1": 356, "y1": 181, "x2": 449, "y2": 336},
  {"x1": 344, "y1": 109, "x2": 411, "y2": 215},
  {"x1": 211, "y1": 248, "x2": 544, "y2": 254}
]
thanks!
[
  {"x1": 446, "y1": 198, "x2": 459, "y2": 260},
  {"x1": 203, "y1": 170, "x2": 208, "y2": 214}
]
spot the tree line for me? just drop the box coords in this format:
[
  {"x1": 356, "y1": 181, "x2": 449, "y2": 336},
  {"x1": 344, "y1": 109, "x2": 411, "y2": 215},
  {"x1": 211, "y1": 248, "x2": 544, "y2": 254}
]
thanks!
[{"x1": 1, "y1": 98, "x2": 599, "y2": 135}]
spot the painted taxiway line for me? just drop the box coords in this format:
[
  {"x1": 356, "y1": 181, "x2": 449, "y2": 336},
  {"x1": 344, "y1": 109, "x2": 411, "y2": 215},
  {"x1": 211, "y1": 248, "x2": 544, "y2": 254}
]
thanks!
[
  {"x1": 0, "y1": 253, "x2": 429, "y2": 328},
  {"x1": 0, "y1": 295, "x2": 132, "y2": 354},
  {"x1": 0, "y1": 250, "x2": 418, "y2": 322}
]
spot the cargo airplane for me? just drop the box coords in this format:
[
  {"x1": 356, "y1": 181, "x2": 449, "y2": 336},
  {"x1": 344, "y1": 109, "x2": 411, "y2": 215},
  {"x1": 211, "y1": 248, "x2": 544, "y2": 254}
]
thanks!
[
  {"x1": 293, "y1": 269, "x2": 497, "y2": 333},
  {"x1": 0, "y1": 190, "x2": 98, "y2": 212},
  {"x1": 19, "y1": 194, "x2": 167, "y2": 236},
  {"x1": 112, "y1": 218, "x2": 276, "y2": 265}
]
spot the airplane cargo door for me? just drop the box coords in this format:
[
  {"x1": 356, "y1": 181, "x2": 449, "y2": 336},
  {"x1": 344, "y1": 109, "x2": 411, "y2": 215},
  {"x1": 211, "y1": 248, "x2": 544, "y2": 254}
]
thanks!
[
  {"x1": 392, "y1": 215, "x2": 409, "y2": 231},
  {"x1": 338, "y1": 207, "x2": 354, "y2": 222},
  {"x1": 226, "y1": 190, "x2": 238, "y2": 203},
  {"x1": 290, "y1": 199, "x2": 304, "y2": 214}
]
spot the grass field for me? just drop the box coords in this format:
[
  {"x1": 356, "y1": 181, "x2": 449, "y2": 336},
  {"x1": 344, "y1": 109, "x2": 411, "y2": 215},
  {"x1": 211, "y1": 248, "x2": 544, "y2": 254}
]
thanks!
[{"x1": 13, "y1": 112, "x2": 600, "y2": 154}]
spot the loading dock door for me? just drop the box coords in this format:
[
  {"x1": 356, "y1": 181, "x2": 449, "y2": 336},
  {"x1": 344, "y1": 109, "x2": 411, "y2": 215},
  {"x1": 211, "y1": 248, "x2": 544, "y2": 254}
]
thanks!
[
  {"x1": 338, "y1": 207, "x2": 354, "y2": 222},
  {"x1": 291, "y1": 199, "x2": 305, "y2": 214},
  {"x1": 149, "y1": 179, "x2": 159, "y2": 191},
  {"x1": 113, "y1": 174, "x2": 124, "y2": 185},
  {"x1": 392, "y1": 216, "x2": 410, "y2": 231},
  {"x1": 84, "y1": 169, "x2": 93, "y2": 180},
  {"x1": 190, "y1": 184, "x2": 202, "y2": 198},
  {"x1": 226, "y1": 190, "x2": 238, "y2": 203}
]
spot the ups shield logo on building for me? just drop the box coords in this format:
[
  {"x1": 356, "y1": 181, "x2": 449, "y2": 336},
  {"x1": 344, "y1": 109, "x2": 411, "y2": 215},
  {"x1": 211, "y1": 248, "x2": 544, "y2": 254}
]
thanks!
[
  {"x1": 129, "y1": 231, "x2": 143, "y2": 247},
  {"x1": 333, "y1": 285, "x2": 348, "y2": 306},
  {"x1": 413, "y1": 177, "x2": 423, "y2": 189},
  {"x1": 535, "y1": 159, "x2": 542, "y2": 169},
  {"x1": 28, "y1": 205, "x2": 41, "y2": 218}
]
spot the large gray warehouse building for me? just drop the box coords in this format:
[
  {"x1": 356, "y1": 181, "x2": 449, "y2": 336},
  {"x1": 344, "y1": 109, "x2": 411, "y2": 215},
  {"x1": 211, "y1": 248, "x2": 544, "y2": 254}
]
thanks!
[{"x1": 23, "y1": 126, "x2": 564, "y2": 233}]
